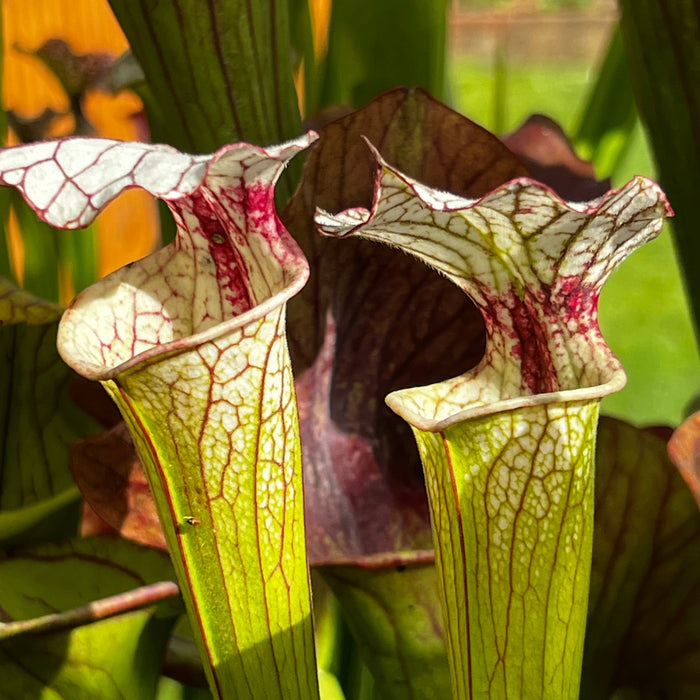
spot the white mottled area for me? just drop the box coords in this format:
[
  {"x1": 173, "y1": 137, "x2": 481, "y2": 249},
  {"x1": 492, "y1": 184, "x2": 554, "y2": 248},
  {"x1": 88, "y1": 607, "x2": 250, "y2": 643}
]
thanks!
[
  {"x1": 58, "y1": 245, "x2": 203, "y2": 375},
  {"x1": 0, "y1": 139, "x2": 210, "y2": 229}
]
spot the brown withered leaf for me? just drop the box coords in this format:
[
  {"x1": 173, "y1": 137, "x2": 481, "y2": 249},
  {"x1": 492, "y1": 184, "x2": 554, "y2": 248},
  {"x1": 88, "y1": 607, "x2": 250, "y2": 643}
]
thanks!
[
  {"x1": 283, "y1": 87, "x2": 530, "y2": 564},
  {"x1": 667, "y1": 411, "x2": 700, "y2": 509},
  {"x1": 70, "y1": 423, "x2": 166, "y2": 550}
]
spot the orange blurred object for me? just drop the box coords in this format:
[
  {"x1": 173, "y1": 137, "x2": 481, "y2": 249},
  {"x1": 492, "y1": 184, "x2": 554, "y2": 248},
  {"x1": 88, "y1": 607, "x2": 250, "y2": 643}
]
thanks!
[
  {"x1": 2, "y1": 0, "x2": 159, "y2": 288},
  {"x1": 309, "y1": 0, "x2": 332, "y2": 63}
]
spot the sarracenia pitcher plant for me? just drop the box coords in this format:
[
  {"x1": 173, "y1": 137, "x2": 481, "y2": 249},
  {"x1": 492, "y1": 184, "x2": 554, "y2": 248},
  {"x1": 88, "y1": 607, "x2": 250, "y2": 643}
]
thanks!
[
  {"x1": 0, "y1": 134, "x2": 320, "y2": 700},
  {"x1": 316, "y1": 143, "x2": 670, "y2": 698},
  {"x1": 0, "y1": 114, "x2": 669, "y2": 698}
]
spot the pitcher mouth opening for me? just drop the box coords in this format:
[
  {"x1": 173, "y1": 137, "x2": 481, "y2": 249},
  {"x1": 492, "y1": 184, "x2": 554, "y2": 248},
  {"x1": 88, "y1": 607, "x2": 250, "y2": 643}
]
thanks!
[
  {"x1": 57, "y1": 261, "x2": 308, "y2": 382},
  {"x1": 386, "y1": 346, "x2": 625, "y2": 433}
]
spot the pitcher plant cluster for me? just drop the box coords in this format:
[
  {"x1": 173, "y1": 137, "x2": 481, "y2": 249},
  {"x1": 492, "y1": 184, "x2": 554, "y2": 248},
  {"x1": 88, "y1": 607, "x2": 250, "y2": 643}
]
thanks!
[{"x1": 2, "y1": 3, "x2": 700, "y2": 700}]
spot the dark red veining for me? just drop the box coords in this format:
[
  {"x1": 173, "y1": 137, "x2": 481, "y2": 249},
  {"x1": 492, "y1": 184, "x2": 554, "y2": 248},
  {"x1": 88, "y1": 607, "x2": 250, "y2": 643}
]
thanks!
[
  {"x1": 556, "y1": 276, "x2": 599, "y2": 334},
  {"x1": 481, "y1": 276, "x2": 600, "y2": 396},
  {"x1": 189, "y1": 191, "x2": 253, "y2": 315}
]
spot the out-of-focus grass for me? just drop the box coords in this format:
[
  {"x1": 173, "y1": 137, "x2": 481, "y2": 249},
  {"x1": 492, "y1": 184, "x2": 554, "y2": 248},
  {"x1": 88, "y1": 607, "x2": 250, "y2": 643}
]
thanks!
[
  {"x1": 450, "y1": 57, "x2": 700, "y2": 426},
  {"x1": 451, "y1": 59, "x2": 591, "y2": 134}
]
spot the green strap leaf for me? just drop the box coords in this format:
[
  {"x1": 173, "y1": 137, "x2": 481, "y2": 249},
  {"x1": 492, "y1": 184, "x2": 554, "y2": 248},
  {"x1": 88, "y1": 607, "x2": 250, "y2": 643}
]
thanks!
[
  {"x1": 317, "y1": 0, "x2": 449, "y2": 110},
  {"x1": 618, "y1": 1, "x2": 700, "y2": 332},
  {"x1": 108, "y1": 0, "x2": 301, "y2": 152},
  {"x1": 574, "y1": 25, "x2": 639, "y2": 177},
  {"x1": 0, "y1": 537, "x2": 178, "y2": 700}
]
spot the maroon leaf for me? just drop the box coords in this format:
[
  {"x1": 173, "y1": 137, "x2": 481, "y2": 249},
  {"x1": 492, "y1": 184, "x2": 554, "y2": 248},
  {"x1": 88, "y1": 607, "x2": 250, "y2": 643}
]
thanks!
[
  {"x1": 503, "y1": 114, "x2": 611, "y2": 201},
  {"x1": 283, "y1": 87, "x2": 531, "y2": 564},
  {"x1": 68, "y1": 376, "x2": 123, "y2": 429}
]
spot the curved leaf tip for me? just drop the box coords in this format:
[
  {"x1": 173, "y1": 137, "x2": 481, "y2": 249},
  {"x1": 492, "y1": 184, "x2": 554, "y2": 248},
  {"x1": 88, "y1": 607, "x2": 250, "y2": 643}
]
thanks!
[{"x1": 0, "y1": 134, "x2": 317, "y2": 229}]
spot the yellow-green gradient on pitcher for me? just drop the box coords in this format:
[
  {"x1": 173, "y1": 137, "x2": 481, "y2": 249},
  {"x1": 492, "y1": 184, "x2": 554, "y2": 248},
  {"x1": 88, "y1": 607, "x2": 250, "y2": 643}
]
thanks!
[
  {"x1": 0, "y1": 134, "x2": 320, "y2": 700},
  {"x1": 317, "y1": 145, "x2": 670, "y2": 699}
]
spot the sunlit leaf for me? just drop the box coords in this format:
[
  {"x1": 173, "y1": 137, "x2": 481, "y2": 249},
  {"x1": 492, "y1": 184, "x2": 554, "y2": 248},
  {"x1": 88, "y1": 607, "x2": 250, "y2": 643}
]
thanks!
[
  {"x1": 0, "y1": 133, "x2": 320, "y2": 700},
  {"x1": 318, "y1": 668, "x2": 347, "y2": 700}
]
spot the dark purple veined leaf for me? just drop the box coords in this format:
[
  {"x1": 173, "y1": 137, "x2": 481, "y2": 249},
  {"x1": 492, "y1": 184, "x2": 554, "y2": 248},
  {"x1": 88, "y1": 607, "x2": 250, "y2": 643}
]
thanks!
[
  {"x1": 503, "y1": 113, "x2": 610, "y2": 201},
  {"x1": 583, "y1": 417, "x2": 700, "y2": 699},
  {"x1": 283, "y1": 87, "x2": 531, "y2": 565}
]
